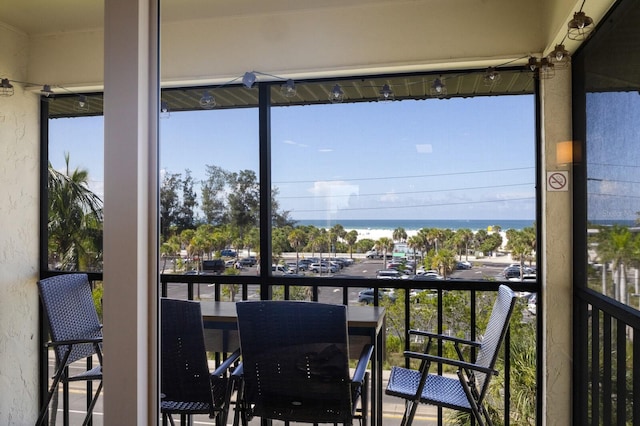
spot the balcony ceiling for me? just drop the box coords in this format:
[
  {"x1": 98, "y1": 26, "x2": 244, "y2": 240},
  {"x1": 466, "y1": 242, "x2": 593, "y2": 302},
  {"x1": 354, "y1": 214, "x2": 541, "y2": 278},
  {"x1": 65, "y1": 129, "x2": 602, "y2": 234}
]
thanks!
[
  {"x1": 46, "y1": 68, "x2": 534, "y2": 118},
  {"x1": 2, "y1": 0, "x2": 623, "y2": 117},
  {"x1": 0, "y1": 0, "x2": 428, "y2": 35}
]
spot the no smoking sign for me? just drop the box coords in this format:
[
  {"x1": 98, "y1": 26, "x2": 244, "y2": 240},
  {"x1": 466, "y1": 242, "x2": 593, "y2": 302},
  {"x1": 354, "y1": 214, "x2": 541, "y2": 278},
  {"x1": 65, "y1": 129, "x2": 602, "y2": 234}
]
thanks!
[{"x1": 547, "y1": 171, "x2": 569, "y2": 192}]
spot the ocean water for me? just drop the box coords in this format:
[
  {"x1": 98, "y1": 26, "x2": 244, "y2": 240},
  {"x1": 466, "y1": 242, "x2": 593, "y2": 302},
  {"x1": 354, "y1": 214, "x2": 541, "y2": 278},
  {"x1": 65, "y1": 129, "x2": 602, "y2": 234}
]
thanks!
[{"x1": 294, "y1": 219, "x2": 535, "y2": 232}]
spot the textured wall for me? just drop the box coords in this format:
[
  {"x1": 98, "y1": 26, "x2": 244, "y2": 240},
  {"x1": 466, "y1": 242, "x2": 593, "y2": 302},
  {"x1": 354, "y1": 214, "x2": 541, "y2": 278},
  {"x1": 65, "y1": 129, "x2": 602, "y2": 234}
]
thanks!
[
  {"x1": 541, "y1": 66, "x2": 574, "y2": 426},
  {"x1": 0, "y1": 23, "x2": 40, "y2": 424}
]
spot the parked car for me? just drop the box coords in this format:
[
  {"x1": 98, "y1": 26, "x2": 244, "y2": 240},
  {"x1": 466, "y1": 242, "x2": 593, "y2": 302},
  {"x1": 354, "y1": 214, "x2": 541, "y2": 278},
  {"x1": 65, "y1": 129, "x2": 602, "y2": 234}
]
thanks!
[
  {"x1": 412, "y1": 272, "x2": 443, "y2": 280},
  {"x1": 239, "y1": 256, "x2": 257, "y2": 266},
  {"x1": 508, "y1": 273, "x2": 537, "y2": 282},
  {"x1": 503, "y1": 266, "x2": 534, "y2": 279},
  {"x1": 357, "y1": 288, "x2": 397, "y2": 304},
  {"x1": 456, "y1": 261, "x2": 472, "y2": 269},
  {"x1": 309, "y1": 262, "x2": 337, "y2": 273},
  {"x1": 201, "y1": 259, "x2": 225, "y2": 275},
  {"x1": 376, "y1": 269, "x2": 409, "y2": 279},
  {"x1": 272, "y1": 264, "x2": 295, "y2": 275},
  {"x1": 220, "y1": 249, "x2": 236, "y2": 257}
]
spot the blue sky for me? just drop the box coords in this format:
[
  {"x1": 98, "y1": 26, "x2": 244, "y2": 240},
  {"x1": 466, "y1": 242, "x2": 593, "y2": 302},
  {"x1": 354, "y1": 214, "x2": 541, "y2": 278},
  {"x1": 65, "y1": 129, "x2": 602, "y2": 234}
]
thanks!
[{"x1": 49, "y1": 93, "x2": 536, "y2": 222}]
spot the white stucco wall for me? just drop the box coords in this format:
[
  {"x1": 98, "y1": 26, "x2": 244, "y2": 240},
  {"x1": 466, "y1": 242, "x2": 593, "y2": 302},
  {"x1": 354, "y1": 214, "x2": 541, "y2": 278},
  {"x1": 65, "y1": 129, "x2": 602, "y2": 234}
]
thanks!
[
  {"x1": 0, "y1": 23, "x2": 40, "y2": 425},
  {"x1": 540, "y1": 66, "x2": 574, "y2": 426}
]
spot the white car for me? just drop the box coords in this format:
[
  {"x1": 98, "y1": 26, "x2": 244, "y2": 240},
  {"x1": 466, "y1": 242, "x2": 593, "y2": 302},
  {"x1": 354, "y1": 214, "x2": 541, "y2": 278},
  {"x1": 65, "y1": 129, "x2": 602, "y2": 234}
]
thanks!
[
  {"x1": 376, "y1": 269, "x2": 409, "y2": 279},
  {"x1": 309, "y1": 263, "x2": 337, "y2": 273}
]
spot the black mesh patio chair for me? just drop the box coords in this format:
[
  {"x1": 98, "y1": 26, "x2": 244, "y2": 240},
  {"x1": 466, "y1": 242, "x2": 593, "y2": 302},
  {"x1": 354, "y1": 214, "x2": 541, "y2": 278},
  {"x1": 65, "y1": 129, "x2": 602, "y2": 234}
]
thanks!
[
  {"x1": 161, "y1": 298, "x2": 240, "y2": 426},
  {"x1": 385, "y1": 285, "x2": 516, "y2": 426},
  {"x1": 36, "y1": 273, "x2": 103, "y2": 426},
  {"x1": 234, "y1": 300, "x2": 373, "y2": 426}
]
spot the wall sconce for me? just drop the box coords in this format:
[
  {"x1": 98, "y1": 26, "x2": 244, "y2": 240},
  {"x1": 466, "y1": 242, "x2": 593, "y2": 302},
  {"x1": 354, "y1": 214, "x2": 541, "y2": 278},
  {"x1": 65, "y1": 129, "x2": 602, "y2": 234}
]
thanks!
[
  {"x1": 280, "y1": 79, "x2": 297, "y2": 97},
  {"x1": 0, "y1": 79, "x2": 14, "y2": 97},
  {"x1": 568, "y1": 11, "x2": 594, "y2": 41},
  {"x1": 556, "y1": 141, "x2": 573, "y2": 165},
  {"x1": 329, "y1": 84, "x2": 344, "y2": 103},
  {"x1": 378, "y1": 84, "x2": 394, "y2": 101},
  {"x1": 199, "y1": 91, "x2": 216, "y2": 109}
]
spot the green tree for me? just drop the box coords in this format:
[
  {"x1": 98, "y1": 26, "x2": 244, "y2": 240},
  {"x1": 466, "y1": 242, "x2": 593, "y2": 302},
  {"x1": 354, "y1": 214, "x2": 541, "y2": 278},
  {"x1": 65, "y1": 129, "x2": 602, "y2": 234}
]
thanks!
[
  {"x1": 48, "y1": 153, "x2": 103, "y2": 271},
  {"x1": 375, "y1": 237, "x2": 394, "y2": 268},
  {"x1": 227, "y1": 169, "x2": 260, "y2": 240},
  {"x1": 595, "y1": 225, "x2": 636, "y2": 302},
  {"x1": 200, "y1": 165, "x2": 228, "y2": 225},
  {"x1": 393, "y1": 227, "x2": 407, "y2": 243},
  {"x1": 160, "y1": 172, "x2": 181, "y2": 240},
  {"x1": 345, "y1": 230, "x2": 358, "y2": 259},
  {"x1": 454, "y1": 228, "x2": 474, "y2": 260},
  {"x1": 175, "y1": 169, "x2": 198, "y2": 232},
  {"x1": 288, "y1": 228, "x2": 308, "y2": 274},
  {"x1": 160, "y1": 235, "x2": 181, "y2": 273},
  {"x1": 330, "y1": 224, "x2": 346, "y2": 257},
  {"x1": 432, "y1": 248, "x2": 457, "y2": 278}
]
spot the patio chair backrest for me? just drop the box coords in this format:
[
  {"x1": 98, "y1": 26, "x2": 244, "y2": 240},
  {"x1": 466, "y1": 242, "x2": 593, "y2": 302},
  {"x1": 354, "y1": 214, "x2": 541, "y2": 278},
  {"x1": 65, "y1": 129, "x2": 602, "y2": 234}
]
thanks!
[
  {"x1": 236, "y1": 300, "x2": 353, "y2": 423},
  {"x1": 38, "y1": 274, "x2": 102, "y2": 366},
  {"x1": 474, "y1": 284, "x2": 516, "y2": 398},
  {"x1": 161, "y1": 298, "x2": 214, "y2": 408}
]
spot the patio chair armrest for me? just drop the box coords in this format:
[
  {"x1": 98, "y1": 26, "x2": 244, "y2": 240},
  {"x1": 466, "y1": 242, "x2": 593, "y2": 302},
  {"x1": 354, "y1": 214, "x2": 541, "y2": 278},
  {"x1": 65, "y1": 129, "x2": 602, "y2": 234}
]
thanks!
[
  {"x1": 231, "y1": 362, "x2": 244, "y2": 380},
  {"x1": 352, "y1": 344, "x2": 374, "y2": 385},
  {"x1": 211, "y1": 348, "x2": 241, "y2": 377},
  {"x1": 404, "y1": 351, "x2": 498, "y2": 376},
  {"x1": 409, "y1": 330, "x2": 481, "y2": 347},
  {"x1": 46, "y1": 337, "x2": 103, "y2": 348}
]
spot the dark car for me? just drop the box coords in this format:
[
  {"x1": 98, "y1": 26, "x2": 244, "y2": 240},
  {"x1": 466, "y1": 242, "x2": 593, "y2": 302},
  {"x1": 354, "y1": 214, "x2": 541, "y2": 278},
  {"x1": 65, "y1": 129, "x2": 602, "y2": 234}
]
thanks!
[
  {"x1": 357, "y1": 288, "x2": 397, "y2": 304},
  {"x1": 239, "y1": 257, "x2": 257, "y2": 266},
  {"x1": 201, "y1": 259, "x2": 225, "y2": 274},
  {"x1": 220, "y1": 249, "x2": 237, "y2": 257},
  {"x1": 503, "y1": 265, "x2": 534, "y2": 279}
]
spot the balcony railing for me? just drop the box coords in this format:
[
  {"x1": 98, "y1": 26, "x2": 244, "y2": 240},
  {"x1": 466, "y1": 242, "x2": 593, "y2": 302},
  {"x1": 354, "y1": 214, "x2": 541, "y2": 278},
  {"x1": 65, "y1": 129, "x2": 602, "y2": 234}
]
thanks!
[
  {"x1": 574, "y1": 287, "x2": 640, "y2": 426},
  {"x1": 40, "y1": 271, "x2": 542, "y2": 425}
]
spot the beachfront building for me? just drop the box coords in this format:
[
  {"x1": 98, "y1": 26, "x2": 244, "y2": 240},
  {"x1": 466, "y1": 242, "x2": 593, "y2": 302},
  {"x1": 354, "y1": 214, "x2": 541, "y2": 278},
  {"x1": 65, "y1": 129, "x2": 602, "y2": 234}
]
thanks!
[{"x1": 1, "y1": 0, "x2": 639, "y2": 424}]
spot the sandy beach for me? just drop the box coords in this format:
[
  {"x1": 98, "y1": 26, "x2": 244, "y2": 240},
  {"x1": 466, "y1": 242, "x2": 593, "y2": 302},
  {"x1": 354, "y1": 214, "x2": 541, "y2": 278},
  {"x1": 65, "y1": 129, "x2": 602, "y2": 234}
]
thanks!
[{"x1": 344, "y1": 228, "x2": 511, "y2": 252}]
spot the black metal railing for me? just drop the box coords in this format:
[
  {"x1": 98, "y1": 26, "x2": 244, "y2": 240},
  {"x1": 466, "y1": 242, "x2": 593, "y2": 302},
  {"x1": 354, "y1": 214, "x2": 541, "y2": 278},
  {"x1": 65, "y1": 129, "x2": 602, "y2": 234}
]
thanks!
[
  {"x1": 160, "y1": 274, "x2": 540, "y2": 426},
  {"x1": 40, "y1": 271, "x2": 541, "y2": 425},
  {"x1": 574, "y1": 287, "x2": 640, "y2": 426}
]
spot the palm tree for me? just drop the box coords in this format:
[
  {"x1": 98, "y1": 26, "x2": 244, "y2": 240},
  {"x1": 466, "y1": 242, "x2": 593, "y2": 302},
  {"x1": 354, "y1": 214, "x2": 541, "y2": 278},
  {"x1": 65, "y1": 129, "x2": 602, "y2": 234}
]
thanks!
[
  {"x1": 48, "y1": 153, "x2": 103, "y2": 271},
  {"x1": 288, "y1": 228, "x2": 307, "y2": 274},
  {"x1": 596, "y1": 225, "x2": 636, "y2": 303},
  {"x1": 392, "y1": 227, "x2": 407, "y2": 243},
  {"x1": 329, "y1": 224, "x2": 345, "y2": 258},
  {"x1": 407, "y1": 235, "x2": 422, "y2": 274},
  {"x1": 344, "y1": 230, "x2": 358, "y2": 259},
  {"x1": 432, "y1": 248, "x2": 457, "y2": 279},
  {"x1": 375, "y1": 237, "x2": 394, "y2": 268},
  {"x1": 160, "y1": 236, "x2": 181, "y2": 273},
  {"x1": 454, "y1": 228, "x2": 474, "y2": 260}
]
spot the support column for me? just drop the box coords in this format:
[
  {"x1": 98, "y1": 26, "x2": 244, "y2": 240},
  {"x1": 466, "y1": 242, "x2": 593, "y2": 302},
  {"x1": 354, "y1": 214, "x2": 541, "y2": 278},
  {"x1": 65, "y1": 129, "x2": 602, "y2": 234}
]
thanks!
[
  {"x1": 540, "y1": 65, "x2": 573, "y2": 426},
  {"x1": 103, "y1": 0, "x2": 159, "y2": 424}
]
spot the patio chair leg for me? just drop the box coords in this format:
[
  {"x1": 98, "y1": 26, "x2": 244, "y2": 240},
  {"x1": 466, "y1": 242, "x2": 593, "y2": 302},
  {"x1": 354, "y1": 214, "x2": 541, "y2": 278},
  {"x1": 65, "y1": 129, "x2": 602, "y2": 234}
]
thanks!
[
  {"x1": 400, "y1": 399, "x2": 420, "y2": 426},
  {"x1": 81, "y1": 381, "x2": 103, "y2": 426}
]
